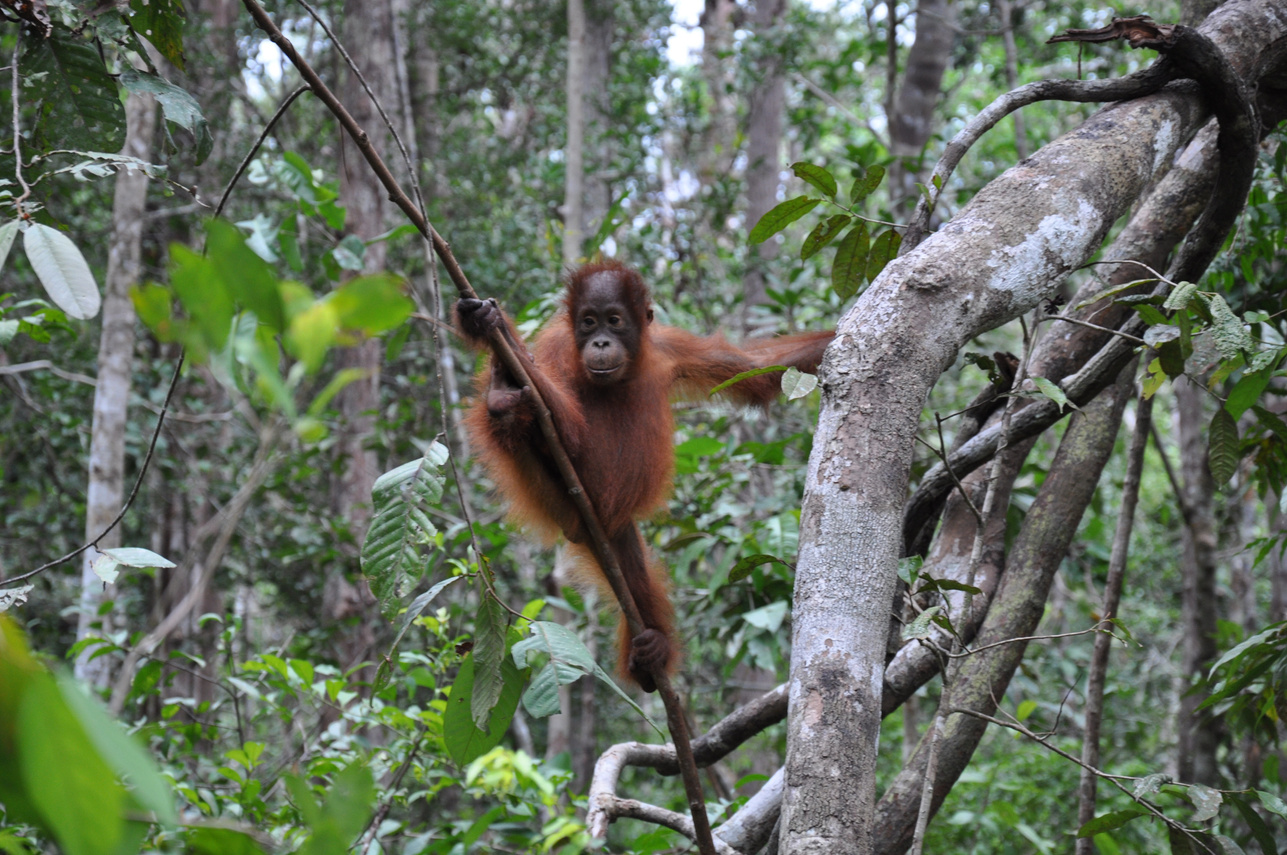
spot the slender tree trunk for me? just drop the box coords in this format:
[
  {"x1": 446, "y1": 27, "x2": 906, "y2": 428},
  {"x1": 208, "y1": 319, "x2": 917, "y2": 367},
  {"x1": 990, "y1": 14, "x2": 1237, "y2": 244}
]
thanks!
[
  {"x1": 741, "y1": 0, "x2": 787, "y2": 331},
  {"x1": 75, "y1": 90, "x2": 158, "y2": 688},
  {"x1": 330, "y1": 0, "x2": 398, "y2": 666},
  {"x1": 699, "y1": 0, "x2": 738, "y2": 184},
  {"x1": 888, "y1": 0, "x2": 955, "y2": 214},
  {"x1": 1174, "y1": 377, "x2": 1220, "y2": 784},
  {"x1": 563, "y1": 0, "x2": 587, "y2": 268}
]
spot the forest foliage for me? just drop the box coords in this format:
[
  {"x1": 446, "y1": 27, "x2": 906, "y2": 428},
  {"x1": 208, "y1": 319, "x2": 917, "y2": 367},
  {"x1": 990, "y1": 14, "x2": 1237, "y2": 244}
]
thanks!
[{"x1": 2, "y1": 0, "x2": 1287, "y2": 853}]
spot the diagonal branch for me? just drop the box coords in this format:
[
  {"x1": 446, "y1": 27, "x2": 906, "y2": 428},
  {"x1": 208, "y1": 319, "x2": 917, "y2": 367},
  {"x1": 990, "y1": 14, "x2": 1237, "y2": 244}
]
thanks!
[{"x1": 236, "y1": 2, "x2": 715, "y2": 849}]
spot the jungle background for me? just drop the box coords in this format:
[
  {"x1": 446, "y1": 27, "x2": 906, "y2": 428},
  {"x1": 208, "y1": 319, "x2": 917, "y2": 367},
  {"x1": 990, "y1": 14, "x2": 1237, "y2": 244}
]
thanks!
[{"x1": 2, "y1": 0, "x2": 1287, "y2": 852}]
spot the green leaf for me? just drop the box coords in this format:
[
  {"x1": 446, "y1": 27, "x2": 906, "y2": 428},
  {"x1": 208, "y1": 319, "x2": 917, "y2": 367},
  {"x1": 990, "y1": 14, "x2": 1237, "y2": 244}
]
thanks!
[
  {"x1": 781, "y1": 367, "x2": 818, "y2": 400},
  {"x1": 831, "y1": 221, "x2": 869, "y2": 300},
  {"x1": 1157, "y1": 339, "x2": 1186, "y2": 379},
  {"x1": 1207, "y1": 294, "x2": 1254, "y2": 359},
  {"x1": 186, "y1": 827, "x2": 266, "y2": 855},
  {"x1": 729, "y1": 553, "x2": 792, "y2": 583},
  {"x1": 1163, "y1": 281, "x2": 1199, "y2": 311},
  {"x1": 471, "y1": 596, "x2": 507, "y2": 729},
  {"x1": 1187, "y1": 783, "x2": 1222, "y2": 823},
  {"x1": 849, "y1": 164, "x2": 885, "y2": 204},
  {"x1": 709, "y1": 365, "x2": 786, "y2": 395},
  {"x1": 1227, "y1": 792, "x2": 1278, "y2": 855},
  {"x1": 285, "y1": 300, "x2": 339, "y2": 373},
  {"x1": 902, "y1": 606, "x2": 943, "y2": 641},
  {"x1": 512, "y1": 621, "x2": 657, "y2": 730},
  {"x1": 1131, "y1": 303, "x2": 1168, "y2": 326},
  {"x1": 55, "y1": 672, "x2": 177, "y2": 826},
  {"x1": 1253, "y1": 406, "x2": 1287, "y2": 444},
  {"x1": 24, "y1": 224, "x2": 101, "y2": 320},
  {"x1": 22, "y1": 29, "x2": 125, "y2": 151},
  {"x1": 129, "y1": 0, "x2": 186, "y2": 69},
  {"x1": 1076, "y1": 808, "x2": 1147, "y2": 837},
  {"x1": 791, "y1": 162, "x2": 837, "y2": 198},
  {"x1": 100, "y1": 547, "x2": 176, "y2": 569},
  {"x1": 1208, "y1": 407, "x2": 1240, "y2": 487},
  {"x1": 1226, "y1": 366, "x2": 1274, "y2": 419},
  {"x1": 801, "y1": 214, "x2": 851, "y2": 261},
  {"x1": 205, "y1": 219, "x2": 286, "y2": 332},
  {"x1": 326, "y1": 273, "x2": 414, "y2": 335},
  {"x1": 866, "y1": 228, "x2": 901, "y2": 282},
  {"x1": 119, "y1": 71, "x2": 212, "y2": 164},
  {"x1": 442, "y1": 652, "x2": 525, "y2": 766},
  {"x1": 19, "y1": 674, "x2": 128, "y2": 855},
  {"x1": 169, "y1": 244, "x2": 231, "y2": 352},
  {"x1": 0, "y1": 221, "x2": 19, "y2": 273},
  {"x1": 362, "y1": 450, "x2": 448, "y2": 619},
  {"x1": 1028, "y1": 376, "x2": 1076, "y2": 411},
  {"x1": 748, "y1": 197, "x2": 821, "y2": 245}
]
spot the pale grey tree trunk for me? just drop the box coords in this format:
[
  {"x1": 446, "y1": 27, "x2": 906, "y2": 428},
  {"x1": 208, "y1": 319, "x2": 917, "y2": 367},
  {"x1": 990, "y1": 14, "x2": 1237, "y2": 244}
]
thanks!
[
  {"x1": 778, "y1": 0, "x2": 1282, "y2": 842},
  {"x1": 562, "y1": 0, "x2": 587, "y2": 269},
  {"x1": 75, "y1": 90, "x2": 158, "y2": 688}
]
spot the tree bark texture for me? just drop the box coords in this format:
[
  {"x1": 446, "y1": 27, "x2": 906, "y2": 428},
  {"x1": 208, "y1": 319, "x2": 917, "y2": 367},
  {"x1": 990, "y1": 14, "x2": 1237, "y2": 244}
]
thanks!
[
  {"x1": 888, "y1": 0, "x2": 955, "y2": 212},
  {"x1": 335, "y1": 0, "x2": 397, "y2": 540},
  {"x1": 873, "y1": 370, "x2": 1135, "y2": 855},
  {"x1": 741, "y1": 0, "x2": 787, "y2": 329},
  {"x1": 780, "y1": 4, "x2": 1286, "y2": 851},
  {"x1": 75, "y1": 90, "x2": 158, "y2": 687},
  {"x1": 1174, "y1": 376, "x2": 1221, "y2": 785},
  {"x1": 562, "y1": 0, "x2": 587, "y2": 268}
]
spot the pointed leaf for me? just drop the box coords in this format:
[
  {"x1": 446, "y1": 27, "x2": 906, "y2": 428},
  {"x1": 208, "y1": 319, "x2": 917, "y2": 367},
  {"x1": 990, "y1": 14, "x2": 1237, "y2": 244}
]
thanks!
[
  {"x1": 1208, "y1": 294, "x2": 1254, "y2": 359},
  {"x1": 442, "y1": 653, "x2": 525, "y2": 766},
  {"x1": 791, "y1": 162, "x2": 837, "y2": 198},
  {"x1": 831, "y1": 221, "x2": 869, "y2": 300},
  {"x1": 849, "y1": 164, "x2": 885, "y2": 204},
  {"x1": 119, "y1": 71, "x2": 211, "y2": 164},
  {"x1": 781, "y1": 366, "x2": 817, "y2": 400},
  {"x1": 748, "y1": 197, "x2": 821, "y2": 245},
  {"x1": 470, "y1": 597, "x2": 507, "y2": 729},
  {"x1": 801, "y1": 214, "x2": 851, "y2": 261},
  {"x1": 24, "y1": 224, "x2": 100, "y2": 319},
  {"x1": 21, "y1": 30, "x2": 125, "y2": 151},
  {"x1": 1208, "y1": 407, "x2": 1240, "y2": 487},
  {"x1": 0, "y1": 221, "x2": 18, "y2": 273},
  {"x1": 866, "y1": 228, "x2": 901, "y2": 282},
  {"x1": 361, "y1": 447, "x2": 449, "y2": 619}
]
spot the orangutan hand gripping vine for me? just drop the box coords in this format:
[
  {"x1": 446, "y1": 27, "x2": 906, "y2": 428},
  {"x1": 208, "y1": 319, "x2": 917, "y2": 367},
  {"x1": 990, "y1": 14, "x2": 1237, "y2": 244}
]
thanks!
[{"x1": 456, "y1": 260, "x2": 833, "y2": 691}]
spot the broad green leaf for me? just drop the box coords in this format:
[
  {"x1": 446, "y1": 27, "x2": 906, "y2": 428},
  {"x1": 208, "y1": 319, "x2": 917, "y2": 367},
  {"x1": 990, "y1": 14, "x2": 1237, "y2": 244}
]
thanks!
[
  {"x1": 101, "y1": 547, "x2": 176, "y2": 569},
  {"x1": 0, "y1": 221, "x2": 18, "y2": 273},
  {"x1": 471, "y1": 596, "x2": 508, "y2": 729},
  {"x1": 169, "y1": 244, "x2": 231, "y2": 352},
  {"x1": 1163, "y1": 281, "x2": 1199, "y2": 310},
  {"x1": 831, "y1": 221, "x2": 869, "y2": 300},
  {"x1": 902, "y1": 606, "x2": 942, "y2": 641},
  {"x1": 362, "y1": 448, "x2": 448, "y2": 619},
  {"x1": 1253, "y1": 406, "x2": 1287, "y2": 443},
  {"x1": 748, "y1": 196, "x2": 821, "y2": 245},
  {"x1": 1157, "y1": 339, "x2": 1186, "y2": 378},
  {"x1": 1188, "y1": 783, "x2": 1222, "y2": 823},
  {"x1": 186, "y1": 827, "x2": 266, "y2": 855},
  {"x1": 1225, "y1": 365, "x2": 1274, "y2": 419},
  {"x1": 1028, "y1": 376, "x2": 1076, "y2": 411},
  {"x1": 129, "y1": 0, "x2": 186, "y2": 70},
  {"x1": 119, "y1": 71, "x2": 211, "y2": 164},
  {"x1": 513, "y1": 621, "x2": 656, "y2": 729},
  {"x1": 284, "y1": 300, "x2": 339, "y2": 373},
  {"x1": 24, "y1": 224, "x2": 100, "y2": 320},
  {"x1": 849, "y1": 164, "x2": 885, "y2": 204},
  {"x1": 326, "y1": 273, "x2": 414, "y2": 335},
  {"x1": 56, "y1": 672, "x2": 176, "y2": 825},
  {"x1": 729, "y1": 553, "x2": 791, "y2": 583},
  {"x1": 19, "y1": 674, "x2": 127, "y2": 855},
  {"x1": 1227, "y1": 792, "x2": 1278, "y2": 855},
  {"x1": 21, "y1": 30, "x2": 125, "y2": 151},
  {"x1": 801, "y1": 214, "x2": 851, "y2": 261},
  {"x1": 1143, "y1": 324, "x2": 1181, "y2": 347},
  {"x1": 1257, "y1": 788, "x2": 1287, "y2": 820},
  {"x1": 866, "y1": 228, "x2": 901, "y2": 282},
  {"x1": 1207, "y1": 407, "x2": 1239, "y2": 487},
  {"x1": 791, "y1": 162, "x2": 837, "y2": 198},
  {"x1": 781, "y1": 366, "x2": 817, "y2": 399},
  {"x1": 442, "y1": 652, "x2": 525, "y2": 766},
  {"x1": 742, "y1": 601, "x2": 788, "y2": 632},
  {"x1": 1207, "y1": 294, "x2": 1254, "y2": 359},
  {"x1": 1076, "y1": 808, "x2": 1147, "y2": 837},
  {"x1": 205, "y1": 219, "x2": 286, "y2": 332}
]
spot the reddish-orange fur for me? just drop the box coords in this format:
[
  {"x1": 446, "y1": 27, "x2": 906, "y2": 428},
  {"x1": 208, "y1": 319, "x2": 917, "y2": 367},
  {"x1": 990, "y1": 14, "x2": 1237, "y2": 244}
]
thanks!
[{"x1": 457, "y1": 260, "x2": 833, "y2": 690}]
